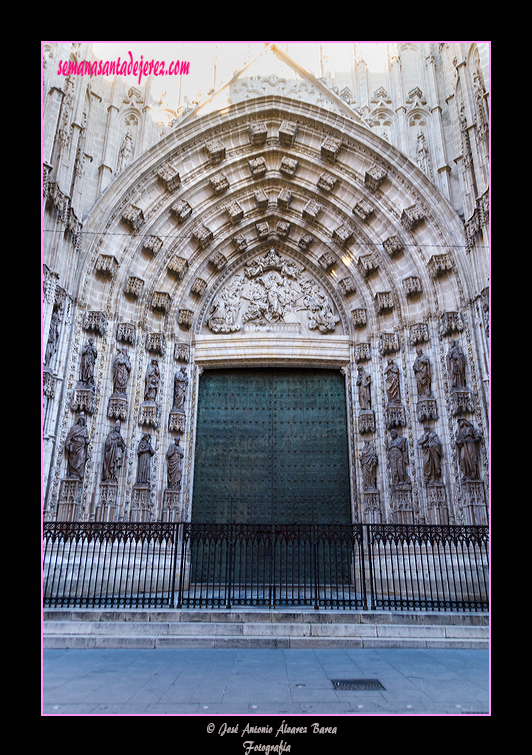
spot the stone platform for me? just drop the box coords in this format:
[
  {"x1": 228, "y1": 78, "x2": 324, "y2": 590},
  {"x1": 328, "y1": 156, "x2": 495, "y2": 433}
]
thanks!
[{"x1": 43, "y1": 608, "x2": 488, "y2": 650}]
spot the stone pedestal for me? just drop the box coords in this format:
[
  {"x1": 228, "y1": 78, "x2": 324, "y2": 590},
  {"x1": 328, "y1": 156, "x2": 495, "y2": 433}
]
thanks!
[
  {"x1": 358, "y1": 410, "x2": 375, "y2": 434},
  {"x1": 162, "y1": 489, "x2": 181, "y2": 521},
  {"x1": 130, "y1": 484, "x2": 151, "y2": 522},
  {"x1": 95, "y1": 481, "x2": 118, "y2": 521},
  {"x1": 107, "y1": 394, "x2": 127, "y2": 421},
  {"x1": 461, "y1": 480, "x2": 488, "y2": 525},
  {"x1": 169, "y1": 410, "x2": 186, "y2": 433},
  {"x1": 450, "y1": 389, "x2": 474, "y2": 416},
  {"x1": 57, "y1": 478, "x2": 82, "y2": 521},
  {"x1": 139, "y1": 401, "x2": 159, "y2": 429},
  {"x1": 425, "y1": 483, "x2": 448, "y2": 525},
  {"x1": 416, "y1": 398, "x2": 438, "y2": 422},
  {"x1": 385, "y1": 405, "x2": 406, "y2": 429},
  {"x1": 390, "y1": 483, "x2": 413, "y2": 524},
  {"x1": 71, "y1": 385, "x2": 96, "y2": 414},
  {"x1": 362, "y1": 490, "x2": 382, "y2": 523}
]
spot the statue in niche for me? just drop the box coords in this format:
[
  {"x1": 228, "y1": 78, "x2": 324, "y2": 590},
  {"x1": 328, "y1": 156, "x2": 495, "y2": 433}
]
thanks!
[
  {"x1": 144, "y1": 359, "x2": 160, "y2": 402},
  {"x1": 166, "y1": 436, "x2": 184, "y2": 490},
  {"x1": 44, "y1": 310, "x2": 60, "y2": 367},
  {"x1": 384, "y1": 359, "x2": 402, "y2": 406},
  {"x1": 388, "y1": 429, "x2": 410, "y2": 485},
  {"x1": 117, "y1": 128, "x2": 134, "y2": 173},
  {"x1": 360, "y1": 440, "x2": 379, "y2": 490},
  {"x1": 136, "y1": 433, "x2": 155, "y2": 485},
  {"x1": 446, "y1": 339, "x2": 467, "y2": 390},
  {"x1": 65, "y1": 412, "x2": 90, "y2": 479},
  {"x1": 455, "y1": 418, "x2": 482, "y2": 481},
  {"x1": 417, "y1": 425, "x2": 442, "y2": 484},
  {"x1": 172, "y1": 367, "x2": 188, "y2": 412},
  {"x1": 102, "y1": 420, "x2": 126, "y2": 483},
  {"x1": 413, "y1": 348, "x2": 433, "y2": 397},
  {"x1": 112, "y1": 347, "x2": 131, "y2": 396},
  {"x1": 356, "y1": 366, "x2": 372, "y2": 410},
  {"x1": 80, "y1": 337, "x2": 97, "y2": 387}
]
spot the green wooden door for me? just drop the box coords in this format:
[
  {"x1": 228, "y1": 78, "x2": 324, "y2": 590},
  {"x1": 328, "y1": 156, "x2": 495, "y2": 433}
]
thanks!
[{"x1": 192, "y1": 368, "x2": 351, "y2": 525}]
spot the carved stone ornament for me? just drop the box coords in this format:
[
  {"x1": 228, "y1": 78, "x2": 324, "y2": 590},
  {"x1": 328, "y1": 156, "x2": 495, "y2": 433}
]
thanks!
[
  {"x1": 157, "y1": 164, "x2": 181, "y2": 191},
  {"x1": 174, "y1": 341, "x2": 190, "y2": 363},
  {"x1": 206, "y1": 249, "x2": 340, "y2": 335},
  {"x1": 83, "y1": 311, "x2": 107, "y2": 336},
  {"x1": 122, "y1": 204, "x2": 144, "y2": 232}
]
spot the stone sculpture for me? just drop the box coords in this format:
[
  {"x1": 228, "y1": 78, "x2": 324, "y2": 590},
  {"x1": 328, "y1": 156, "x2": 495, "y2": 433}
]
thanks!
[
  {"x1": 102, "y1": 420, "x2": 126, "y2": 482},
  {"x1": 356, "y1": 366, "x2": 372, "y2": 410},
  {"x1": 44, "y1": 310, "x2": 60, "y2": 367},
  {"x1": 65, "y1": 412, "x2": 90, "y2": 479},
  {"x1": 144, "y1": 359, "x2": 160, "y2": 402},
  {"x1": 166, "y1": 437, "x2": 184, "y2": 490},
  {"x1": 413, "y1": 348, "x2": 432, "y2": 396},
  {"x1": 80, "y1": 337, "x2": 97, "y2": 386},
  {"x1": 384, "y1": 359, "x2": 402, "y2": 406},
  {"x1": 417, "y1": 425, "x2": 442, "y2": 484},
  {"x1": 136, "y1": 433, "x2": 155, "y2": 485},
  {"x1": 173, "y1": 367, "x2": 188, "y2": 411},
  {"x1": 112, "y1": 347, "x2": 131, "y2": 396},
  {"x1": 388, "y1": 429, "x2": 410, "y2": 484},
  {"x1": 446, "y1": 339, "x2": 467, "y2": 390},
  {"x1": 455, "y1": 418, "x2": 482, "y2": 481},
  {"x1": 360, "y1": 440, "x2": 378, "y2": 490}
]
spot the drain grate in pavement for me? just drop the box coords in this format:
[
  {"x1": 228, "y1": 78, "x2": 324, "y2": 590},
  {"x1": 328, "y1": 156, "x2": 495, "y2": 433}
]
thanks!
[{"x1": 331, "y1": 679, "x2": 385, "y2": 691}]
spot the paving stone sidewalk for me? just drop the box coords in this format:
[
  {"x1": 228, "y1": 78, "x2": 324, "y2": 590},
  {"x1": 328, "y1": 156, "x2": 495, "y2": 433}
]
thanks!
[{"x1": 42, "y1": 647, "x2": 489, "y2": 717}]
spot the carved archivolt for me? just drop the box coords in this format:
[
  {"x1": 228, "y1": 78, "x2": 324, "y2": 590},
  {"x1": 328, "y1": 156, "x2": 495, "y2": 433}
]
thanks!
[{"x1": 205, "y1": 248, "x2": 340, "y2": 335}]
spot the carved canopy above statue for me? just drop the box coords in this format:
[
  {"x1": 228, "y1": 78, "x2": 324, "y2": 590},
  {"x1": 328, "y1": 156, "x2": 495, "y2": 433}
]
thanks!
[{"x1": 206, "y1": 248, "x2": 340, "y2": 335}]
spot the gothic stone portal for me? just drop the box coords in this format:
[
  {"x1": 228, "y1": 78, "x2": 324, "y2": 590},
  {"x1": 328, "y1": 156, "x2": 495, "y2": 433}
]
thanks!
[{"x1": 191, "y1": 368, "x2": 351, "y2": 525}]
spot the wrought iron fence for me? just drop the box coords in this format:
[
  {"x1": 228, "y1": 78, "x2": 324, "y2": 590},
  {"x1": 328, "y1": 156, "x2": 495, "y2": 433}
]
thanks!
[{"x1": 43, "y1": 521, "x2": 489, "y2": 612}]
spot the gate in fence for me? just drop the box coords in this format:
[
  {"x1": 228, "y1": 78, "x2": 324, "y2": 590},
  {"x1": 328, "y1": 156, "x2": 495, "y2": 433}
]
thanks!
[{"x1": 42, "y1": 521, "x2": 489, "y2": 612}]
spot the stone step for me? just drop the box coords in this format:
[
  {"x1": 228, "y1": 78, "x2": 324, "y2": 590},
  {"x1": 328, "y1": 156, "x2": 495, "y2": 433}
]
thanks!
[{"x1": 42, "y1": 608, "x2": 488, "y2": 649}]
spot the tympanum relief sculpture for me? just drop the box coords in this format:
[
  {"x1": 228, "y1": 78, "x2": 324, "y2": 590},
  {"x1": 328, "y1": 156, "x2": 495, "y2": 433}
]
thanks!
[{"x1": 206, "y1": 249, "x2": 340, "y2": 335}]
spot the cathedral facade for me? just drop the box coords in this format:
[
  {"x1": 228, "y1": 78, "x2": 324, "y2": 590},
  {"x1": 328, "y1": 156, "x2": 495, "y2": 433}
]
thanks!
[{"x1": 42, "y1": 42, "x2": 490, "y2": 528}]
